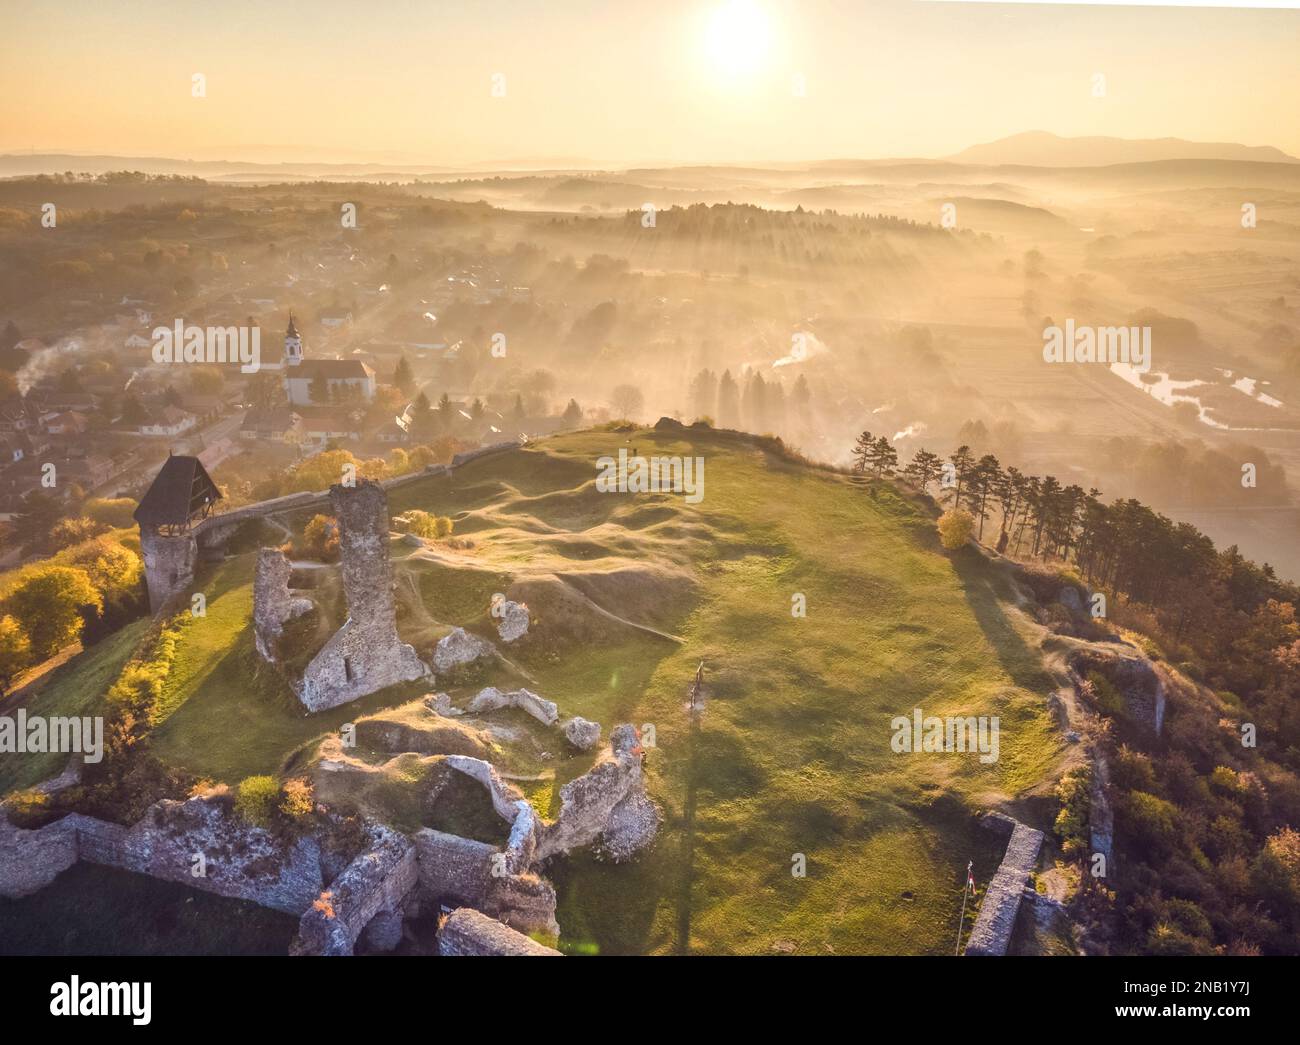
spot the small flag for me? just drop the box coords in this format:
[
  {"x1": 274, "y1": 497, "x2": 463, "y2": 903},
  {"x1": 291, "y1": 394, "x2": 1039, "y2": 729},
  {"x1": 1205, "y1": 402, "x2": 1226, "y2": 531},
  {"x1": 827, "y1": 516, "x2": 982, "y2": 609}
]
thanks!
[{"x1": 966, "y1": 860, "x2": 975, "y2": 894}]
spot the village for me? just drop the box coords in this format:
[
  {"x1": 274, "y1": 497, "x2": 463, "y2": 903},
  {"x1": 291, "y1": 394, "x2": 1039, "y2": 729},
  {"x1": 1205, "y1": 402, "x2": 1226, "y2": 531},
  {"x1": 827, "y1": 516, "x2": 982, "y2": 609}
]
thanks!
[{"x1": 0, "y1": 235, "x2": 584, "y2": 565}]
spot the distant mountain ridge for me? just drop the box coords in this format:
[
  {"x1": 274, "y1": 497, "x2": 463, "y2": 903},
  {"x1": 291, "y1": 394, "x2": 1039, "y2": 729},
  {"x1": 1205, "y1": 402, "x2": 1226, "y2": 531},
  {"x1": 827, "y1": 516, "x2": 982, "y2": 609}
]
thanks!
[
  {"x1": 949, "y1": 131, "x2": 1299, "y2": 167},
  {"x1": 2, "y1": 131, "x2": 1297, "y2": 182}
]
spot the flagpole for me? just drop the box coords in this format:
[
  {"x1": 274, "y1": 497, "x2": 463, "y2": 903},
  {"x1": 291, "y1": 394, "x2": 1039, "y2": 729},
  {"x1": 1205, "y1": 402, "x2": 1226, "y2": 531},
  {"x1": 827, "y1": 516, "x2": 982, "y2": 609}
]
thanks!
[{"x1": 955, "y1": 860, "x2": 972, "y2": 956}]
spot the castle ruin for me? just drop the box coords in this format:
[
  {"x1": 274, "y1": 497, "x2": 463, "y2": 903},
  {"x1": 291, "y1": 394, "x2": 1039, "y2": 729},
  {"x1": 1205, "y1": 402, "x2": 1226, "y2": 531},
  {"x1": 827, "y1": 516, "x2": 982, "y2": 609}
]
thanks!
[{"x1": 262, "y1": 479, "x2": 430, "y2": 712}]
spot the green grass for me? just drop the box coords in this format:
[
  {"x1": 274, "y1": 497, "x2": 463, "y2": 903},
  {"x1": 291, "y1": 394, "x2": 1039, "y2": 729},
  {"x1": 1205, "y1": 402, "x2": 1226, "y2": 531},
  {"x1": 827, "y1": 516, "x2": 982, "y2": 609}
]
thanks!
[
  {"x1": 149, "y1": 554, "x2": 428, "y2": 782},
  {"x1": 0, "y1": 618, "x2": 150, "y2": 795},
  {"x1": 17, "y1": 425, "x2": 1065, "y2": 954}
]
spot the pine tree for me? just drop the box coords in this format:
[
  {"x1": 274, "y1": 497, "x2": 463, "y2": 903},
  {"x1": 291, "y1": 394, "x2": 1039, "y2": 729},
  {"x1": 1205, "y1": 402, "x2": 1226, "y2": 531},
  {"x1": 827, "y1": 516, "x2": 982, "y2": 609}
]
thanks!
[
  {"x1": 393, "y1": 356, "x2": 417, "y2": 396},
  {"x1": 866, "y1": 436, "x2": 898, "y2": 477},
  {"x1": 852, "y1": 430, "x2": 874, "y2": 473},
  {"x1": 904, "y1": 449, "x2": 942, "y2": 493},
  {"x1": 717, "y1": 370, "x2": 740, "y2": 428},
  {"x1": 949, "y1": 445, "x2": 975, "y2": 509},
  {"x1": 743, "y1": 371, "x2": 768, "y2": 432},
  {"x1": 689, "y1": 369, "x2": 718, "y2": 420}
]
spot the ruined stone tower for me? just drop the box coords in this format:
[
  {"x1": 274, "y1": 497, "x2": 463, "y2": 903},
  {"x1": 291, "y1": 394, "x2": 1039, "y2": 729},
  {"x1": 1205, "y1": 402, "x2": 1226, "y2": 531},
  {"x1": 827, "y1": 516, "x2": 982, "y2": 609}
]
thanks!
[
  {"x1": 133, "y1": 455, "x2": 222, "y2": 614},
  {"x1": 294, "y1": 479, "x2": 430, "y2": 711}
]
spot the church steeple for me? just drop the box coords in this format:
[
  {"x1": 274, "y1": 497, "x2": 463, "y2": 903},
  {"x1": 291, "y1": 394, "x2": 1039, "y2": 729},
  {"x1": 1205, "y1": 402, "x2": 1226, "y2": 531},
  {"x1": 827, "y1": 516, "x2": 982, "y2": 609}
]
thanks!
[{"x1": 284, "y1": 313, "x2": 303, "y2": 366}]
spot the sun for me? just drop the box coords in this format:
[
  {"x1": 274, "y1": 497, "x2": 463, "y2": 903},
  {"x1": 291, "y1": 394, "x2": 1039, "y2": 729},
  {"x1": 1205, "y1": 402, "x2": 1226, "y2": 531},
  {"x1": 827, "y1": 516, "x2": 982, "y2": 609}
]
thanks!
[{"x1": 702, "y1": 0, "x2": 774, "y2": 82}]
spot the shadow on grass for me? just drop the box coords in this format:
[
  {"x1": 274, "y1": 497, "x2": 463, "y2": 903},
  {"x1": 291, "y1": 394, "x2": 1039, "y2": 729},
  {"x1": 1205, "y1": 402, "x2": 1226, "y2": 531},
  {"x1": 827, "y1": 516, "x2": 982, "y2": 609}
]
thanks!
[{"x1": 952, "y1": 548, "x2": 1052, "y2": 694}]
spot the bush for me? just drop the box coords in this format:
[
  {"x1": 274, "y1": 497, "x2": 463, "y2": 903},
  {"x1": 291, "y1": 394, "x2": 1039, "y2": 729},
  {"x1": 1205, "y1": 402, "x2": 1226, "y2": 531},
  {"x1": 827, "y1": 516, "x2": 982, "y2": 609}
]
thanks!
[
  {"x1": 49, "y1": 516, "x2": 111, "y2": 551},
  {"x1": 1254, "y1": 827, "x2": 1300, "y2": 910},
  {"x1": 301, "y1": 514, "x2": 339, "y2": 561},
  {"x1": 394, "y1": 510, "x2": 453, "y2": 540},
  {"x1": 279, "y1": 777, "x2": 315, "y2": 819},
  {"x1": 1111, "y1": 744, "x2": 1156, "y2": 792},
  {"x1": 3, "y1": 787, "x2": 51, "y2": 828},
  {"x1": 1054, "y1": 766, "x2": 1091, "y2": 856},
  {"x1": 1121, "y1": 791, "x2": 1180, "y2": 852},
  {"x1": 1084, "y1": 670, "x2": 1126, "y2": 719},
  {"x1": 0, "y1": 613, "x2": 32, "y2": 694},
  {"x1": 937, "y1": 509, "x2": 974, "y2": 550},
  {"x1": 234, "y1": 775, "x2": 280, "y2": 826},
  {"x1": 2, "y1": 564, "x2": 102, "y2": 659},
  {"x1": 1209, "y1": 766, "x2": 1243, "y2": 796}
]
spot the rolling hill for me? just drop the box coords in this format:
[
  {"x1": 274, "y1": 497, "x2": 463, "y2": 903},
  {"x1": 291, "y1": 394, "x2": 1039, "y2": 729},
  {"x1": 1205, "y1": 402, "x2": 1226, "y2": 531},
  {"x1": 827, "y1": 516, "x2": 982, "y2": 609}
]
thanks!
[{"x1": 6, "y1": 424, "x2": 1071, "y2": 954}]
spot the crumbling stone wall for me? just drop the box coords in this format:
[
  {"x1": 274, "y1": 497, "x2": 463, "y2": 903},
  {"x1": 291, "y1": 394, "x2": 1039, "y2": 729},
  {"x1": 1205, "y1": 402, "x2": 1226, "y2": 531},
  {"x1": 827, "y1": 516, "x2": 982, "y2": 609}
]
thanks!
[
  {"x1": 0, "y1": 797, "x2": 325, "y2": 914},
  {"x1": 291, "y1": 822, "x2": 418, "y2": 956},
  {"x1": 296, "y1": 480, "x2": 430, "y2": 712},
  {"x1": 140, "y1": 530, "x2": 198, "y2": 614},
  {"x1": 0, "y1": 812, "x2": 78, "y2": 898},
  {"x1": 142, "y1": 442, "x2": 518, "y2": 616},
  {"x1": 438, "y1": 907, "x2": 561, "y2": 956},
  {"x1": 253, "y1": 548, "x2": 314, "y2": 660},
  {"x1": 965, "y1": 814, "x2": 1044, "y2": 956},
  {"x1": 415, "y1": 828, "x2": 495, "y2": 908},
  {"x1": 1069, "y1": 647, "x2": 1165, "y2": 735},
  {"x1": 534, "y1": 724, "x2": 659, "y2": 862},
  {"x1": 3, "y1": 783, "x2": 556, "y2": 952},
  {"x1": 467, "y1": 686, "x2": 558, "y2": 726},
  {"x1": 411, "y1": 778, "x2": 556, "y2": 936}
]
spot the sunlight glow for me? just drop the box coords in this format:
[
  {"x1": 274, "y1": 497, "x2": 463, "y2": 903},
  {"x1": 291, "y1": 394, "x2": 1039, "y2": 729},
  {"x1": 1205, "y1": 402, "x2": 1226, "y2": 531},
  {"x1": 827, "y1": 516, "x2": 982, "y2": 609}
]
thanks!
[{"x1": 702, "y1": 0, "x2": 774, "y2": 82}]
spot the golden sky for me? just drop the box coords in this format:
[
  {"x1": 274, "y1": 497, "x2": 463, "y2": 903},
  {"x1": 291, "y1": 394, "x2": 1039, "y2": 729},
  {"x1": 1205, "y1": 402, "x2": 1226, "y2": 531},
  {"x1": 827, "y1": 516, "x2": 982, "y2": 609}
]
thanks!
[{"x1": 3, "y1": 0, "x2": 1298, "y2": 165}]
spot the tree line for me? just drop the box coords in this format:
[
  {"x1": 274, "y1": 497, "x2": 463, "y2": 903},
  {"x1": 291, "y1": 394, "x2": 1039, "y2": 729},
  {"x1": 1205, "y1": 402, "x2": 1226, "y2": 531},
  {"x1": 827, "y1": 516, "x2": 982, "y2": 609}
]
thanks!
[{"x1": 853, "y1": 430, "x2": 1300, "y2": 750}]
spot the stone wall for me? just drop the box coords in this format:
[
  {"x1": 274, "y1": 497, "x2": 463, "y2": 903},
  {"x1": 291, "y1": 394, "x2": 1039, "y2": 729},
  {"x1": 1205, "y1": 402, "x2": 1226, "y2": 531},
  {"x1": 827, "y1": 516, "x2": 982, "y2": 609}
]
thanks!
[
  {"x1": 252, "y1": 548, "x2": 314, "y2": 660},
  {"x1": 414, "y1": 828, "x2": 494, "y2": 908},
  {"x1": 964, "y1": 815, "x2": 1044, "y2": 956},
  {"x1": 468, "y1": 686, "x2": 558, "y2": 726},
  {"x1": 291, "y1": 823, "x2": 418, "y2": 956},
  {"x1": 139, "y1": 529, "x2": 198, "y2": 614},
  {"x1": 1069, "y1": 647, "x2": 1165, "y2": 735},
  {"x1": 296, "y1": 480, "x2": 430, "y2": 712},
  {"x1": 0, "y1": 813, "x2": 78, "y2": 898},
  {"x1": 0, "y1": 797, "x2": 325, "y2": 914},
  {"x1": 138, "y1": 443, "x2": 520, "y2": 619},
  {"x1": 535, "y1": 724, "x2": 659, "y2": 862},
  {"x1": 437, "y1": 907, "x2": 561, "y2": 956}
]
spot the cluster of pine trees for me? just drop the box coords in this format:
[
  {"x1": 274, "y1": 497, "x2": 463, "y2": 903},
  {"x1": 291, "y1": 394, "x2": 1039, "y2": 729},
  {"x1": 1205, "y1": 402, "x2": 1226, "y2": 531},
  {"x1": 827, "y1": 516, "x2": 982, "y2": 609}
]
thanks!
[
  {"x1": 856, "y1": 430, "x2": 1300, "y2": 752},
  {"x1": 689, "y1": 367, "x2": 810, "y2": 433}
]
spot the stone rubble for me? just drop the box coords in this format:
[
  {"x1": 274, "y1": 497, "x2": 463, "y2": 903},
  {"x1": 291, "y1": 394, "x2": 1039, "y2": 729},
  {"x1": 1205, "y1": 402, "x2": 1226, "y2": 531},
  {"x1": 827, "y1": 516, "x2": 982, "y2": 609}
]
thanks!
[
  {"x1": 433, "y1": 627, "x2": 497, "y2": 674},
  {"x1": 495, "y1": 599, "x2": 530, "y2": 643},
  {"x1": 467, "y1": 686, "x2": 559, "y2": 726},
  {"x1": 563, "y1": 716, "x2": 602, "y2": 752}
]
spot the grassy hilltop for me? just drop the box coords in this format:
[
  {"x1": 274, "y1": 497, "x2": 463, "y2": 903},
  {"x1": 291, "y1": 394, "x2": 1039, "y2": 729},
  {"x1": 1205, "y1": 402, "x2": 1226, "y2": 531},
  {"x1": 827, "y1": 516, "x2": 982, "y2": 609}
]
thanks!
[{"x1": 6, "y1": 424, "x2": 1067, "y2": 955}]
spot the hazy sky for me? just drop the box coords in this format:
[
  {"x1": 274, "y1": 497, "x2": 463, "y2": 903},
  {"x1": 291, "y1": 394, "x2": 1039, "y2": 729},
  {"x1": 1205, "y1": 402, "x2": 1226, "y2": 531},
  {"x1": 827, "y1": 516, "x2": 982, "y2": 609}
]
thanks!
[{"x1": 3, "y1": 0, "x2": 1299, "y2": 165}]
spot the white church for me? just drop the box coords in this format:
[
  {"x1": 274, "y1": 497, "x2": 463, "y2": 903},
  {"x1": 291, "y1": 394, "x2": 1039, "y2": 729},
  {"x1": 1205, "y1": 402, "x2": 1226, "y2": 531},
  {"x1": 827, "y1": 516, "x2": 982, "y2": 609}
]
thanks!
[{"x1": 266, "y1": 314, "x2": 376, "y2": 406}]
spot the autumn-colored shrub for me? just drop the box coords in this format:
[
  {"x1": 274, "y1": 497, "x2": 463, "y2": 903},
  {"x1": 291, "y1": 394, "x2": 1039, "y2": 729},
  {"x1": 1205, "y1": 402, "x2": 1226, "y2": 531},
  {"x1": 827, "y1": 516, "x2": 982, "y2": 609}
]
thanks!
[{"x1": 936, "y1": 509, "x2": 974, "y2": 550}]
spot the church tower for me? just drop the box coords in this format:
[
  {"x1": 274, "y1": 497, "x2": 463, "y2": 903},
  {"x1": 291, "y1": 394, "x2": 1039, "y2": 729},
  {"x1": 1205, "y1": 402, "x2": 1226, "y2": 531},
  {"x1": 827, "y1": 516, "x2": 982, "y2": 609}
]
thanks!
[{"x1": 285, "y1": 313, "x2": 303, "y2": 367}]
